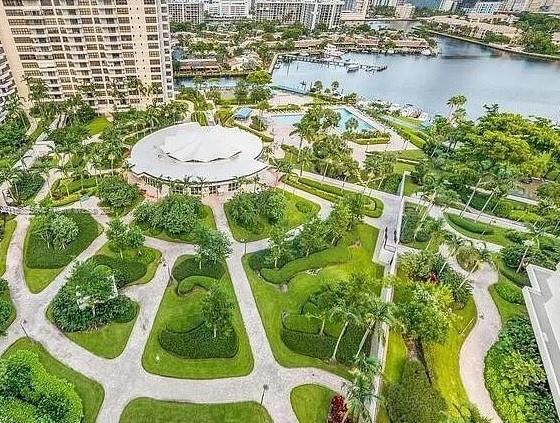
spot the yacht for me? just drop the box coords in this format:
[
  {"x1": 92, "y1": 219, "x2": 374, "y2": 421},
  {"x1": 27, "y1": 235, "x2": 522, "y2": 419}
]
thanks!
[
  {"x1": 347, "y1": 64, "x2": 360, "y2": 72},
  {"x1": 421, "y1": 48, "x2": 432, "y2": 56}
]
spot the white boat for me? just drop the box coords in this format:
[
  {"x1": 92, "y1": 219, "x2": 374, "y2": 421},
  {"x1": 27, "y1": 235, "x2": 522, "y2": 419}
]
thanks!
[
  {"x1": 347, "y1": 64, "x2": 359, "y2": 72},
  {"x1": 299, "y1": 52, "x2": 309, "y2": 57},
  {"x1": 324, "y1": 44, "x2": 344, "y2": 58},
  {"x1": 386, "y1": 49, "x2": 395, "y2": 55},
  {"x1": 421, "y1": 48, "x2": 432, "y2": 56}
]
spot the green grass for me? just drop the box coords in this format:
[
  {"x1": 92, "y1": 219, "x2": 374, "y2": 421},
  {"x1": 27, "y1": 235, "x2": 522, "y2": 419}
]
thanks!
[
  {"x1": 140, "y1": 205, "x2": 216, "y2": 243},
  {"x1": 120, "y1": 398, "x2": 272, "y2": 423},
  {"x1": 23, "y1": 212, "x2": 102, "y2": 293},
  {"x1": 86, "y1": 116, "x2": 110, "y2": 135},
  {"x1": 397, "y1": 149, "x2": 427, "y2": 161},
  {"x1": 142, "y1": 258, "x2": 253, "y2": 379},
  {"x1": 489, "y1": 276, "x2": 527, "y2": 324},
  {"x1": 2, "y1": 338, "x2": 104, "y2": 423},
  {"x1": 445, "y1": 213, "x2": 514, "y2": 247},
  {"x1": 225, "y1": 190, "x2": 319, "y2": 242},
  {"x1": 393, "y1": 161, "x2": 416, "y2": 175},
  {"x1": 0, "y1": 219, "x2": 17, "y2": 276},
  {"x1": 423, "y1": 297, "x2": 477, "y2": 409},
  {"x1": 291, "y1": 385, "x2": 336, "y2": 423},
  {"x1": 403, "y1": 175, "x2": 421, "y2": 196},
  {"x1": 28, "y1": 119, "x2": 46, "y2": 141},
  {"x1": 244, "y1": 223, "x2": 383, "y2": 378}
]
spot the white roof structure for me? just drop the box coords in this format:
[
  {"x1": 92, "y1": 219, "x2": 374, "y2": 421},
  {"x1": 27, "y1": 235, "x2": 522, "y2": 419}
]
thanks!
[
  {"x1": 524, "y1": 263, "x2": 560, "y2": 417},
  {"x1": 129, "y1": 123, "x2": 267, "y2": 183}
]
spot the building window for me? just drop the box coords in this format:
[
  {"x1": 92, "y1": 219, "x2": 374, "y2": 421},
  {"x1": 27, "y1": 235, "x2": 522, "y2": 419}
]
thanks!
[
  {"x1": 190, "y1": 185, "x2": 202, "y2": 196},
  {"x1": 209, "y1": 185, "x2": 218, "y2": 195}
]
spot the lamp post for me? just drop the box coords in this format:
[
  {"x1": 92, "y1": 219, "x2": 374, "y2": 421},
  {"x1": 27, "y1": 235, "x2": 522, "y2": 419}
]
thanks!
[{"x1": 260, "y1": 384, "x2": 269, "y2": 405}]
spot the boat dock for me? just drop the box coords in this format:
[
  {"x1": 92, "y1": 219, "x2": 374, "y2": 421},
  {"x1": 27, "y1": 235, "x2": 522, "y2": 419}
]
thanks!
[{"x1": 277, "y1": 55, "x2": 388, "y2": 72}]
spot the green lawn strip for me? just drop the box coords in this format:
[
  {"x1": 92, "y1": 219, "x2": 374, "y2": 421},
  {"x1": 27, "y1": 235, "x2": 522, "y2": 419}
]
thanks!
[
  {"x1": 90, "y1": 243, "x2": 162, "y2": 286},
  {"x1": 403, "y1": 175, "x2": 421, "y2": 196},
  {"x1": 444, "y1": 213, "x2": 514, "y2": 247},
  {"x1": 28, "y1": 119, "x2": 46, "y2": 141},
  {"x1": 0, "y1": 218, "x2": 17, "y2": 277},
  {"x1": 423, "y1": 297, "x2": 477, "y2": 408},
  {"x1": 23, "y1": 212, "x2": 103, "y2": 293},
  {"x1": 291, "y1": 384, "x2": 336, "y2": 423},
  {"x1": 489, "y1": 276, "x2": 527, "y2": 324},
  {"x1": 393, "y1": 161, "x2": 416, "y2": 175},
  {"x1": 2, "y1": 338, "x2": 104, "y2": 423},
  {"x1": 225, "y1": 190, "x2": 319, "y2": 242},
  {"x1": 244, "y1": 223, "x2": 383, "y2": 378},
  {"x1": 140, "y1": 204, "x2": 216, "y2": 243},
  {"x1": 142, "y1": 259, "x2": 253, "y2": 379},
  {"x1": 86, "y1": 116, "x2": 110, "y2": 135},
  {"x1": 494, "y1": 256, "x2": 529, "y2": 286},
  {"x1": 61, "y1": 304, "x2": 138, "y2": 359},
  {"x1": 397, "y1": 149, "x2": 427, "y2": 161},
  {"x1": 0, "y1": 285, "x2": 16, "y2": 332},
  {"x1": 120, "y1": 398, "x2": 272, "y2": 423},
  {"x1": 283, "y1": 176, "x2": 384, "y2": 218}
]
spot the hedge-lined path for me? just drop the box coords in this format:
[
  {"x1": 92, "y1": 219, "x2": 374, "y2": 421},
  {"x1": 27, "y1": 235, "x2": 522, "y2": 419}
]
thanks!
[
  {"x1": 442, "y1": 247, "x2": 503, "y2": 423},
  {"x1": 0, "y1": 199, "x2": 346, "y2": 423}
]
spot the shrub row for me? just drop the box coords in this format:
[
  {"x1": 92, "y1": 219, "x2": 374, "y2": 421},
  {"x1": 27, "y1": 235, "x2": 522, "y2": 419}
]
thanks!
[
  {"x1": 172, "y1": 256, "x2": 226, "y2": 282},
  {"x1": 494, "y1": 281, "x2": 525, "y2": 305},
  {"x1": 159, "y1": 323, "x2": 238, "y2": 359},
  {"x1": 26, "y1": 212, "x2": 100, "y2": 269},
  {"x1": 177, "y1": 276, "x2": 216, "y2": 295},
  {"x1": 446, "y1": 213, "x2": 494, "y2": 235},
  {"x1": 90, "y1": 255, "x2": 147, "y2": 287}
]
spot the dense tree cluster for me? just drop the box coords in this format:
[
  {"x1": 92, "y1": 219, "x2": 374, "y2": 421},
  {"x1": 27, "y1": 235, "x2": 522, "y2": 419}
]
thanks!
[
  {"x1": 97, "y1": 177, "x2": 140, "y2": 211},
  {"x1": 33, "y1": 210, "x2": 79, "y2": 250},
  {"x1": 227, "y1": 188, "x2": 287, "y2": 229}
]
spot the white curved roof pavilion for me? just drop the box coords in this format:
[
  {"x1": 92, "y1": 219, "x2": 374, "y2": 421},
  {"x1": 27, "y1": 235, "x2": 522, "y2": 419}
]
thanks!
[{"x1": 129, "y1": 123, "x2": 268, "y2": 188}]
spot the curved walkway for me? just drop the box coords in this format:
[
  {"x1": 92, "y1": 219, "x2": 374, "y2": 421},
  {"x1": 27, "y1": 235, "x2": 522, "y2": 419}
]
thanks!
[
  {"x1": 443, "y1": 247, "x2": 503, "y2": 423},
  {"x1": 0, "y1": 195, "x2": 346, "y2": 423}
]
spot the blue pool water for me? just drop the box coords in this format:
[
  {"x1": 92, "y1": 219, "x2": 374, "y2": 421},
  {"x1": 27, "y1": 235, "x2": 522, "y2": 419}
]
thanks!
[{"x1": 271, "y1": 108, "x2": 373, "y2": 133}]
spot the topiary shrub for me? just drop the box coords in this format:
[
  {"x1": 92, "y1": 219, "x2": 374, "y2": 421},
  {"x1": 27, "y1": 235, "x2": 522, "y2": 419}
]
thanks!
[
  {"x1": 172, "y1": 256, "x2": 225, "y2": 281},
  {"x1": 0, "y1": 298, "x2": 13, "y2": 330},
  {"x1": 386, "y1": 359, "x2": 447, "y2": 423},
  {"x1": 495, "y1": 282, "x2": 524, "y2": 305},
  {"x1": 295, "y1": 200, "x2": 314, "y2": 214},
  {"x1": 89, "y1": 255, "x2": 146, "y2": 287},
  {"x1": 447, "y1": 213, "x2": 494, "y2": 235},
  {"x1": 177, "y1": 276, "x2": 216, "y2": 296},
  {"x1": 158, "y1": 323, "x2": 238, "y2": 359}
]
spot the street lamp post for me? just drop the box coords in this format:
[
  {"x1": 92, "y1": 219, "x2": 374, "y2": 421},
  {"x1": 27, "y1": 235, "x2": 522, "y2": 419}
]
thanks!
[{"x1": 260, "y1": 384, "x2": 269, "y2": 405}]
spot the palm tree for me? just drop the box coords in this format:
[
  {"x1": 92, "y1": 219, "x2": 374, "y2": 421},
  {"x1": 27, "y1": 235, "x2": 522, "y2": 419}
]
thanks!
[
  {"x1": 344, "y1": 356, "x2": 381, "y2": 423},
  {"x1": 459, "y1": 246, "x2": 492, "y2": 289},
  {"x1": 447, "y1": 95, "x2": 467, "y2": 118},
  {"x1": 330, "y1": 292, "x2": 360, "y2": 362},
  {"x1": 355, "y1": 295, "x2": 394, "y2": 358},
  {"x1": 321, "y1": 157, "x2": 334, "y2": 181},
  {"x1": 439, "y1": 231, "x2": 465, "y2": 274},
  {"x1": 425, "y1": 217, "x2": 446, "y2": 249},
  {"x1": 3, "y1": 93, "x2": 26, "y2": 127},
  {"x1": 298, "y1": 146, "x2": 313, "y2": 177},
  {"x1": 289, "y1": 121, "x2": 311, "y2": 161}
]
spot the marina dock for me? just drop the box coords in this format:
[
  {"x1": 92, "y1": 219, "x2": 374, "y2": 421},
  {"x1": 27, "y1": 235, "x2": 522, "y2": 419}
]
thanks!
[{"x1": 277, "y1": 55, "x2": 388, "y2": 72}]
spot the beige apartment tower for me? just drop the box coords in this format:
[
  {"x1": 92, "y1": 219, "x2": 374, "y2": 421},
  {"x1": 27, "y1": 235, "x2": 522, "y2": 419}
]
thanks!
[{"x1": 0, "y1": 0, "x2": 174, "y2": 114}]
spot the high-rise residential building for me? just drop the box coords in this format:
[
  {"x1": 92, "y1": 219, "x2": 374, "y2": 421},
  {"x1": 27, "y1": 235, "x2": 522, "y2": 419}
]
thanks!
[
  {"x1": 0, "y1": 42, "x2": 17, "y2": 121},
  {"x1": 254, "y1": 0, "x2": 342, "y2": 29},
  {"x1": 0, "y1": 0, "x2": 174, "y2": 114},
  {"x1": 340, "y1": 0, "x2": 368, "y2": 21},
  {"x1": 501, "y1": 0, "x2": 559, "y2": 11},
  {"x1": 168, "y1": 0, "x2": 204, "y2": 23},
  {"x1": 205, "y1": 0, "x2": 250, "y2": 19}
]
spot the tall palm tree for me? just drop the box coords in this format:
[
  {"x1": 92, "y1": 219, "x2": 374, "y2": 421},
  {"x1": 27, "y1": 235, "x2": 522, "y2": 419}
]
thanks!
[
  {"x1": 330, "y1": 292, "x2": 360, "y2": 362},
  {"x1": 439, "y1": 231, "x2": 465, "y2": 274},
  {"x1": 447, "y1": 94, "x2": 467, "y2": 118},
  {"x1": 355, "y1": 295, "x2": 395, "y2": 357},
  {"x1": 3, "y1": 93, "x2": 26, "y2": 127},
  {"x1": 298, "y1": 146, "x2": 313, "y2": 177},
  {"x1": 459, "y1": 245, "x2": 491, "y2": 288}
]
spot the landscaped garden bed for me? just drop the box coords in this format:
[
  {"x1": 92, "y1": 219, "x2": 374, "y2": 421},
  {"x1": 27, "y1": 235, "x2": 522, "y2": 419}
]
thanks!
[
  {"x1": 291, "y1": 384, "x2": 336, "y2": 423},
  {"x1": 24, "y1": 210, "x2": 102, "y2": 293},
  {"x1": 1, "y1": 338, "x2": 104, "y2": 423},
  {"x1": 0, "y1": 216, "x2": 16, "y2": 276},
  {"x1": 142, "y1": 256, "x2": 253, "y2": 379},
  {"x1": 120, "y1": 398, "x2": 272, "y2": 423},
  {"x1": 445, "y1": 212, "x2": 514, "y2": 247},
  {"x1": 0, "y1": 278, "x2": 15, "y2": 333},
  {"x1": 224, "y1": 188, "x2": 319, "y2": 242}
]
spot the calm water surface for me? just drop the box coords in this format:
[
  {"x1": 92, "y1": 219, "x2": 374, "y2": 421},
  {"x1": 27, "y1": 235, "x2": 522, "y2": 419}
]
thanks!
[{"x1": 272, "y1": 35, "x2": 560, "y2": 119}]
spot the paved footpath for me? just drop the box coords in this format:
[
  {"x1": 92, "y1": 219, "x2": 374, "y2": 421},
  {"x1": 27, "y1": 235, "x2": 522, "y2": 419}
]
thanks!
[{"x1": 0, "y1": 199, "x2": 345, "y2": 423}]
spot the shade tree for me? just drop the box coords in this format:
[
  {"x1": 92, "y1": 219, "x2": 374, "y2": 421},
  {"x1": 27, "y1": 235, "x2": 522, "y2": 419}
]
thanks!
[
  {"x1": 33, "y1": 210, "x2": 79, "y2": 250},
  {"x1": 195, "y1": 226, "x2": 232, "y2": 269},
  {"x1": 106, "y1": 218, "x2": 145, "y2": 258},
  {"x1": 201, "y1": 283, "x2": 234, "y2": 338}
]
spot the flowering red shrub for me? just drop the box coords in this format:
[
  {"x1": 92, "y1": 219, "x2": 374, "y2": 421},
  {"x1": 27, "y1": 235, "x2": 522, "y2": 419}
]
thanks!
[{"x1": 328, "y1": 394, "x2": 348, "y2": 423}]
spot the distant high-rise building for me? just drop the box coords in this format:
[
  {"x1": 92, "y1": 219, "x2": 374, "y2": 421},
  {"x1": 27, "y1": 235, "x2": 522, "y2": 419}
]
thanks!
[
  {"x1": 168, "y1": 0, "x2": 205, "y2": 23},
  {"x1": 0, "y1": 41, "x2": 17, "y2": 121},
  {"x1": 0, "y1": 0, "x2": 174, "y2": 113},
  {"x1": 340, "y1": 0, "x2": 369, "y2": 21},
  {"x1": 254, "y1": 0, "x2": 343, "y2": 29},
  {"x1": 205, "y1": 0, "x2": 251, "y2": 18},
  {"x1": 408, "y1": 0, "x2": 443, "y2": 9}
]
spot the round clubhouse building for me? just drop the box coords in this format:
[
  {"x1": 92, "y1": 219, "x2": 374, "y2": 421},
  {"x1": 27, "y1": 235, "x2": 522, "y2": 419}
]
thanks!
[{"x1": 128, "y1": 123, "x2": 268, "y2": 197}]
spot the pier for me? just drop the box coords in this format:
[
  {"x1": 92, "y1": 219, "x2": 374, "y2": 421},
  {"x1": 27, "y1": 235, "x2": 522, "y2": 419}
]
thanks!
[{"x1": 277, "y1": 55, "x2": 388, "y2": 72}]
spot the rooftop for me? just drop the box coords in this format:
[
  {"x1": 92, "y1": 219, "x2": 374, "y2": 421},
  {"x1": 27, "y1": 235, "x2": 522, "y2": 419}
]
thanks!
[
  {"x1": 524, "y1": 263, "x2": 560, "y2": 417},
  {"x1": 129, "y1": 123, "x2": 267, "y2": 183}
]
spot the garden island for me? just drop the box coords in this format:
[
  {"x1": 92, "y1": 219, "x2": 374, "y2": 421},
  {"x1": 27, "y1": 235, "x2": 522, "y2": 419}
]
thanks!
[{"x1": 0, "y1": 17, "x2": 559, "y2": 423}]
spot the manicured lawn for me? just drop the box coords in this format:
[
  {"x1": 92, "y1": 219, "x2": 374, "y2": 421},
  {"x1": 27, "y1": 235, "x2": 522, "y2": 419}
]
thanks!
[
  {"x1": 140, "y1": 204, "x2": 216, "y2": 243},
  {"x1": 403, "y1": 175, "x2": 421, "y2": 196},
  {"x1": 225, "y1": 190, "x2": 319, "y2": 242},
  {"x1": 142, "y1": 257, "x2": 253, "y2": 379},
  {"x1": 244, "y1": 223, "x2": 383, "y2": 378},
  {"x1": 291, "y1": 385, "x2": 336, "y2": 423},
  {"x1": 393, "y1": 161, "x2": 416, "y2": 175},
  {"x1": 0, "y1": 218, "x2": 17, "y2": 276},
  {"x1": 23, "y1": 211, "x2": 102, "y2": 293},
  {"x1": 489, "y1": 276, "x2": 527, "y2": 324},
  {"x1": 444, "y1": 213, "x2": 514, "y2": 247},
  {"x1": 61, "y1": 304, "x2": 139, "y2": 359},
  {"x1": 397, "y1": 149, "x2": 427, "y2": 161},
  {"x1": 2, "y1": 338, "x2": 104, "y2": 423},
  {"x1": 120, "y1": 398, "x2": 272, "y2": 423},
  {"x1": 423, "y1": 297, "x2": 477, "y2": 409},
  {"x1": 86, "y1": 116, "x2": 110, "y2": 135}
]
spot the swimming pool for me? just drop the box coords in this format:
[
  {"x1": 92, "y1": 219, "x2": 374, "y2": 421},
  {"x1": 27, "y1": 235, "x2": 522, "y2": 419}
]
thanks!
[{"x1": 271, "y1": 108, "x2": 373, "y2": 133}]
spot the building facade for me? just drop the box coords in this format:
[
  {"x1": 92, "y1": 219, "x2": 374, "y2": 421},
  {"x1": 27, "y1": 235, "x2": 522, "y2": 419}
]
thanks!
[
  {"x1": 254, "y1": 0, "x2": 342, "y2": 29},
  {"x1": 0, "y1": 42, "x2": 17, "y2": 121},
  {"x1": 0, "y1": 0, "x2": 174, "y2": 114},
  {"x1": 168, "y1": 0, "x2": 204, "y2": 23},
  {"x1": 205, "y1": 0, "x2": 250, "y2": 19}
]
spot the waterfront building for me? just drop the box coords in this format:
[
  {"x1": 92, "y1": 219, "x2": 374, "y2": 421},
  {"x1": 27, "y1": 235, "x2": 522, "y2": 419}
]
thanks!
[
  {"x1": 0, "y1": 42, "x2": 17, "y2": 122},
  {"x1": 428, "y1": 15, "x2": 522, "y2": 40},
  {"x1": 469, "y1": 0, "x2": 502, "y2": 14},
  {"x1": 395, "y1": 2, "x2": 415, "y2": 17},
  {"x1": 254, "y1": 0, "x2": 342, "y2": 29},
  {"x1": 0, "y1": 0, "x2": 174, "y2": 114},
  {"x1": 168, "y1": 0, "x2": 205, "y2": 23},
  {"x1": 502, "y1": 0, "x2": 559, "y2": 11},
  {"x1": 128, "y1": 122, "x2": 268, "y2": 197},
  {"x1": 524, "y1": 264, "x2": 560, "y2": 418}
]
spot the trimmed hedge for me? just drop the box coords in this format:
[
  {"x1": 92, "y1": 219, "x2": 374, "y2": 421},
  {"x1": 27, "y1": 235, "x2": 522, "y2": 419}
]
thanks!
[
  {"x1": 159, "y1": 323, "x2": 238, "y2": 359},
  {"x1": 172, "y1": 256, "x2": 225, "y2": 281},
  {"x1": 89, "y1": 255, "x2": 146, "y2": 287},
  {"x1": 494, "y1": 281, "x2": 525, "y2": 305},
  {"x1": 26, "y1": 212, "x2": 100, "y2": 269},
  {"x1": 446, "y1": 213, "x2": 494, "y2": 235},
  {"x1": 177, "y1": 276, "x2": 216, "y2": 295}
]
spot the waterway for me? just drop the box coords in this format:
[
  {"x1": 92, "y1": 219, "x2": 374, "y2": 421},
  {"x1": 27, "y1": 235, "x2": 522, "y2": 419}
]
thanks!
[{"x1": 175, "y1": 21, "x2": 560, "y2": 120}]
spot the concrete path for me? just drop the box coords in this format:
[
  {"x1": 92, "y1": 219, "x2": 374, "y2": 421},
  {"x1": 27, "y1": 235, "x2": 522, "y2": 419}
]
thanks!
[{"x1": 442, "y1": 247, "x2": 503, "y2": 423}]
